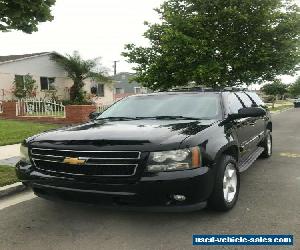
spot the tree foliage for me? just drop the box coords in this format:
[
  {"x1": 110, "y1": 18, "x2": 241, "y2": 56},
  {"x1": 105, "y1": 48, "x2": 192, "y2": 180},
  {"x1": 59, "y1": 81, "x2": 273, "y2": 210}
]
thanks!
[
  {"x1": 123, "y1": 0, "x2": 300, "y2": 90},
  {"x1": 51, "y1": 52, "x2": 109, "y2": 103},
  {"x1": 0, "y1": 0, "x2": 55, "y2": 33},
  {"x1": 289, "y1": 76, "x2": 300, "y2": 97},
  {"x1": 261, "y1": 79, "x2": 288, "y2": 96}
]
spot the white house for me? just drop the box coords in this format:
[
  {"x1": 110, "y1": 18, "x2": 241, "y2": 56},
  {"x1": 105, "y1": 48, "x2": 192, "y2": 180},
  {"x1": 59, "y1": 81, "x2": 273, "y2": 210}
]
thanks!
[{"x1": 0, "y1": 52, "x2": 114, "y2": 105}]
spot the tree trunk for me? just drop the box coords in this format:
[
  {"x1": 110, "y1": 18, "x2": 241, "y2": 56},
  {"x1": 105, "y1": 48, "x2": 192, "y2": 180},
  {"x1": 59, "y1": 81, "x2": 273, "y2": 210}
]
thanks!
[{"x1": 70, "y1": 79, "x2": 85, "y2": 101}]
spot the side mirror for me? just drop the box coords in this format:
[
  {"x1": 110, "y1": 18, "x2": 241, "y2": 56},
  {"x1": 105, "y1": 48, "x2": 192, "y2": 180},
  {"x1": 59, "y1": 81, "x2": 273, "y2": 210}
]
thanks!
[
  {"x1": 228, "y1": 107, "x2": 266, "y2": 120},
  {"x1": 89, "y1": 111, "x2": 101, "y2": 120}
]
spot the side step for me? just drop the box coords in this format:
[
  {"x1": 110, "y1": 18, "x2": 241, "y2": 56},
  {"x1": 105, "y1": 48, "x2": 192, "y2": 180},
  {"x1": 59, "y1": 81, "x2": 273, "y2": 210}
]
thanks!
[{"x1": 238, "y1": 147, "x2": 264, "y2": 172}]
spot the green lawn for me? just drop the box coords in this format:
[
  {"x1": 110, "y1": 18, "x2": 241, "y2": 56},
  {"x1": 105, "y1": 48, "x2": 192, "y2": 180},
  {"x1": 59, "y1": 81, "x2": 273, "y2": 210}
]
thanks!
[
  {"x1": 266, "y1": 101, "x2": 294, "y2": 113},
  {"x1": 268, "y1": 104, "x2": 294, "y2": 112},
  {"x1": 0, "y1": 120, "x2": 60, "y2": 146},
  {"x1": 0, "y1": 165, "x2": 18, "y2": 187}
]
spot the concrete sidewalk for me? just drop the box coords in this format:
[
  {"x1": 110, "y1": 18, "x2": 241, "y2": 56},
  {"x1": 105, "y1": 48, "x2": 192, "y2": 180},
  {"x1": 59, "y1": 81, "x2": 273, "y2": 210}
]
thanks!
[{"x1": 0, "y1": 144, "x2": 21, "y2": 166}]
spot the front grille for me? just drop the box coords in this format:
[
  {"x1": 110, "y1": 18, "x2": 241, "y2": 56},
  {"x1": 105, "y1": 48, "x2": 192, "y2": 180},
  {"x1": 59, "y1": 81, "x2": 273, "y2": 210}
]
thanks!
[{"x1": 30, "y1": 148, "x2": 141, "y2": 177}]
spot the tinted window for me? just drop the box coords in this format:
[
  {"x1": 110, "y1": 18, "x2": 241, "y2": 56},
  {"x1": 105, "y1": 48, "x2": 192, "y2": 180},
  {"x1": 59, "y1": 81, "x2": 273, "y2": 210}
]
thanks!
[
  {"x1": 246, "y1": 92, "x2": 264, "y2": 106},
  {"x1": 227, "y1": 93, "x2": 243, "y2": 114},
  {"x1": 236, "y1": 92, "x2": 253, "y2": 108},
  {"x1": 99, "y1": 93, "x2": 221, "y2": 119}
]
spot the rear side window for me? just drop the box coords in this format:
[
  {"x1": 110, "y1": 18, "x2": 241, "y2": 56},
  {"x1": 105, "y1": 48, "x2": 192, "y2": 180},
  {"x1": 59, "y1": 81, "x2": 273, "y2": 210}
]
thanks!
[
  {"x1": 227, "y1": 93, "x2": 243, "y2": 114},
  {"x1": 246, "y1": 92, "x2": 265, "y2": 106},
  {"x1": 235, "y1": 92, "x2": 253, "y2": 108}
]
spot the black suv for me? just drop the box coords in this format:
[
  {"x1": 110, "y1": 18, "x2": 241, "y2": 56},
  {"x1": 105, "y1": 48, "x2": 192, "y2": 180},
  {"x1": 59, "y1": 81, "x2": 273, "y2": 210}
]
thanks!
[{"x1": 16, "y1": 90, "x2": 272, "y2": 211}]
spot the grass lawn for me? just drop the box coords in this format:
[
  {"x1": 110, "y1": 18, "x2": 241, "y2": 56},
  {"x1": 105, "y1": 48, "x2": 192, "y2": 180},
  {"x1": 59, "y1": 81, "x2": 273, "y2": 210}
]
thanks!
[
  {"x1": 266, "y1": 101, "x2": 294, "y2": 113},
  {"x1": 0, "y1": 120, "x2": 60, "y2": 146},
  {"x1": 0, "y1": 165, "x2": 18, "y2": 187},
  {"x1": 268, "y1": 104, "x2": 294, "y2": 112}
]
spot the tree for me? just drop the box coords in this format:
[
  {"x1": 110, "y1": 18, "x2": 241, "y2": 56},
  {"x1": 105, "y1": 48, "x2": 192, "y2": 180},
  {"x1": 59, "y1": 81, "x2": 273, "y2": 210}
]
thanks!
[
  {"x1": 12, "y1": 74, "x2": 37, "y2": 98},
  {"x1": 51, "y1": 52, "x2": 109, "y2": 103},
  {"x1": 289, "y1": 77, "x2": 300, "y2": 97},
  {"x1": 0, "y1": 0, "x2": 55, "y2": 33},
  {"x1": 123, "y1": 0, "x2": 300, "y2": 90},
  {"x1": 261, "y1": 80, "x2": 288, "y2": 108}
]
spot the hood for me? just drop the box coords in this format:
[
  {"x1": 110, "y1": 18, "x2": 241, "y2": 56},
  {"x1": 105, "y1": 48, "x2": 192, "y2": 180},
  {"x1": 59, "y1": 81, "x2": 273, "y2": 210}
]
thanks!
[{"x1": 28, "y1": 119, "x2": 216, "y2": 151}]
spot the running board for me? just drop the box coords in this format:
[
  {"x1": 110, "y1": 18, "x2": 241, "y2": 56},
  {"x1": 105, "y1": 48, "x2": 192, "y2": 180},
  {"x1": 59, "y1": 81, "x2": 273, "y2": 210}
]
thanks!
[{"x1": 238, "y1": 147, "x2": 264, "y2": 172}]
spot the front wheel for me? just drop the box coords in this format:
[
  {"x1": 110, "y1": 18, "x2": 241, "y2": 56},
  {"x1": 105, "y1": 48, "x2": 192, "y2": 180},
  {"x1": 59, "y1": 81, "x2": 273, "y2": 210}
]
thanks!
[{"x1": 208, "y1": 155, "x2": 240, "y2": 211}]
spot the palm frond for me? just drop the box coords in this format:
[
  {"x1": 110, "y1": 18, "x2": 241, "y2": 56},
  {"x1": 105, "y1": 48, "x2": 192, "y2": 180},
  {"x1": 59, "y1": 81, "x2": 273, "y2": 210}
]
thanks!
[{"x1": 50, "y1": 51, "x2": 110, "y2": 101}]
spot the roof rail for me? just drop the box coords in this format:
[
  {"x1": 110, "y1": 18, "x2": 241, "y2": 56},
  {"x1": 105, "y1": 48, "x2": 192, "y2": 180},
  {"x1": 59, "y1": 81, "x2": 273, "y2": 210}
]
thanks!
[
  {"x1": 223, "y1": 87, "x2": 248, "y2": 91},
  {"x1": 169, "y1": 86, "x2": 215, "y2": 92}
]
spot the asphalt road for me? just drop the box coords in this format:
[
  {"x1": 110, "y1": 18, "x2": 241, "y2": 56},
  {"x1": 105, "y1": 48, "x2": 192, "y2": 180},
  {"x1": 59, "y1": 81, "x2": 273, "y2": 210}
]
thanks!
[{"x1": 0, "y1": 109, "x2": 299, "y2": 250}]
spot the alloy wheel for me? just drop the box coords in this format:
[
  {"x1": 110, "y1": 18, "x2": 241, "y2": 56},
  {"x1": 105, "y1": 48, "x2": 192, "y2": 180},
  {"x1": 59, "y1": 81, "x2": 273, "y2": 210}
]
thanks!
[{"x1": 223, "y1": 163, "x2": 238, "y2": 203}]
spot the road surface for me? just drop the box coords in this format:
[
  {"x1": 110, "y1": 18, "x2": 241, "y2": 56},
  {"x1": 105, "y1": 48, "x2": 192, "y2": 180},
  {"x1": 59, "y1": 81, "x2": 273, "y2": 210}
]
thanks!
[{"x1": 0, "y1": 108, "x2": 299, "y2": 250}]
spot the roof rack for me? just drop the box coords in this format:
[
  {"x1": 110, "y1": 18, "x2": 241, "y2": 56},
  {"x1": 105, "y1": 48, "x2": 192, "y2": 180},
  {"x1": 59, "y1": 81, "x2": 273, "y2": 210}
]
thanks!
[
  {"x1": 156, "y1": 86, "x2": 249, "y2": 93},
  {"x1": 223, "y1": 87, "x2": 248, "y2": 91},
  {"x1": 169, "y1": 86, "x2": 215, "y2": 92}
]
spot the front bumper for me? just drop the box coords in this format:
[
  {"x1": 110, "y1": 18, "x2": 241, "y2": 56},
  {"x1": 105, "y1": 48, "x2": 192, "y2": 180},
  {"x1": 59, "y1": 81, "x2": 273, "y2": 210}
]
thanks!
[{"x1": 16, "y1": 161, "x2": 215, "y2": 212}]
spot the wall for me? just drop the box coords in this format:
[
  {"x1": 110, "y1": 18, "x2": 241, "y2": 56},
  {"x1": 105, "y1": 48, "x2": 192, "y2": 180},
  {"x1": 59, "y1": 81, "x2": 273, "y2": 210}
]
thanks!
[
  {"x1": 83, "y1": 79, "x2": 115, "y2": 105},
  {"x1": 0, "y1": 54, "x2": 67, "y2": 76},
  {"x1": 0, "y1": 101, "x2": 96, "y2": 124}
]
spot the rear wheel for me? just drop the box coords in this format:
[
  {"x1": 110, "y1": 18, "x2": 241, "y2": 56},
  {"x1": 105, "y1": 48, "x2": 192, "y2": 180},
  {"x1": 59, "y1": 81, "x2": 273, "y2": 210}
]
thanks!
[
  {"x1": 208, "y1": 155, "x2": 240, "y2": 211},
  {"x1": 260, "y1": 130, "x2": 272, "y2": 158}
]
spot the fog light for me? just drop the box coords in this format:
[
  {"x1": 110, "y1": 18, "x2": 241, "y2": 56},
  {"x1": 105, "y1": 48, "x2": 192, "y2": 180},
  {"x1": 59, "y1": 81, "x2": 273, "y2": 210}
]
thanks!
[{"x1": 172, "y1": 194, "x2": 186, "y2": 202}]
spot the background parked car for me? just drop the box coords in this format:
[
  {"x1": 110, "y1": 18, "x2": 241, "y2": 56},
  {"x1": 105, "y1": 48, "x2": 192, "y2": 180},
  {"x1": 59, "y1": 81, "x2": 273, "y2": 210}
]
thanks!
[{"x1": 294, "y1": 98, "x2": 300, "y2": 108}]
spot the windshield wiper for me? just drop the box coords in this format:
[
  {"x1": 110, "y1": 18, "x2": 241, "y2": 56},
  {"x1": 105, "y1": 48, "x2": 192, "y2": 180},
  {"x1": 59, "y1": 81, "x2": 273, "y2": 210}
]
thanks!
[
  {"x1": 96, "y1": 116, "x2": 139, "y2": 121},
  {"x1": 135, "y1": 116, "x2": 200, "y2": 120},
  {"x1": 97, "y1": 116, "x2": 201, "y2": 121}
]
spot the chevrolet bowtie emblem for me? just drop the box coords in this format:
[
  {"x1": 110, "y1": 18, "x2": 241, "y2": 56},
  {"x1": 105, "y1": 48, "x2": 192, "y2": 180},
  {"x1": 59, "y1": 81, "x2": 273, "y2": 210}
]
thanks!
[{"x1": 63, "y1": 157, "x2": 86, "y2": 165}]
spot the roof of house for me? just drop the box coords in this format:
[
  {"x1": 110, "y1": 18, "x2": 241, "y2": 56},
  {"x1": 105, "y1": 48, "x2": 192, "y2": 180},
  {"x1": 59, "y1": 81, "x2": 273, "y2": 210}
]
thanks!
[{"x1": 0, "y1": 52, "x2": 52, "y2": 64}]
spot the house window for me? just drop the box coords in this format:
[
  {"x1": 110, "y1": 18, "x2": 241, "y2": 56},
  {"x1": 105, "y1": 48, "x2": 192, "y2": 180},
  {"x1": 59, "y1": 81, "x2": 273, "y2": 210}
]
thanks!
[
  {"x1": 134, "y1": 87, "x2": 141, "y2": 94},
  {"x1": 96, "y1": 84, "x2": 105, "y2": 97},
  {"x1": 115, "y1": 88, "x2": 124, "y2": 94},
  {"x1": 15, "y1": 75, "x2": 25, "y2": 89},
  {"x1": 40, "y1": 77, "x2": 55, "y2": 90}
]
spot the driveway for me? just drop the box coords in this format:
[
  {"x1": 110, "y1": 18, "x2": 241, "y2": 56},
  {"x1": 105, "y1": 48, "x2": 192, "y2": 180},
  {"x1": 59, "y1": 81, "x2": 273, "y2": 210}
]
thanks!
[{"x1": 0, "y1": 109, "x2": 299, "y2": 250}]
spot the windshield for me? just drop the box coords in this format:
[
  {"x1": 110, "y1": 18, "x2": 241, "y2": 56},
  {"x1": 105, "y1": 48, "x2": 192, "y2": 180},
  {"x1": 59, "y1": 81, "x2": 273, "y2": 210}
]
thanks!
[{"x1": 98, "y1": 93, "x2": 221, "y2": 120}]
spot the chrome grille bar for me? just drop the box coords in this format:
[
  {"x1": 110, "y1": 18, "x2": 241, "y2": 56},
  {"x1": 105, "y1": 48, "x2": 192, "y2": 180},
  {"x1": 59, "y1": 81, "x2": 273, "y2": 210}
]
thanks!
[
  {"x1": 30, "y1": 147, "x2": 141, "y2": 177},
  {"x1": 31, "y1": 148, "x2": 141, "y2": 160}
]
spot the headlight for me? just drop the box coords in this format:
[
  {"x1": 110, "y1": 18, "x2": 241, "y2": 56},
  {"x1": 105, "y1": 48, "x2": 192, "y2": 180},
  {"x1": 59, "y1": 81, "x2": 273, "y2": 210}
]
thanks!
[
  {"x1": 147, "y1": 147, "x2": 201, "y2": 172},
  {"x1": 20, "y1": 144, "x2": 30, "y2": 163}
]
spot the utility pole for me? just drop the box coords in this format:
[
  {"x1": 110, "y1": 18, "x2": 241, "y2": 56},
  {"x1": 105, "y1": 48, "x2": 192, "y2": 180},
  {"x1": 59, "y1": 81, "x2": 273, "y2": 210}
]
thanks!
[{"x1": 113, "y1": 61, "x2": 119, "y2": 76}]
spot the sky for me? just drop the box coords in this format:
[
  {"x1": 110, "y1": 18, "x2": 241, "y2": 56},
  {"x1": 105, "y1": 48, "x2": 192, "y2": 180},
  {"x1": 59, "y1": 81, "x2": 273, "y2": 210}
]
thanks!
[
  {"x1": 0, "y1": 0, "x2": 163, "y2": 74},
  {"x1": 0, "y1": 0, "x2": 298, "y2": 85}
]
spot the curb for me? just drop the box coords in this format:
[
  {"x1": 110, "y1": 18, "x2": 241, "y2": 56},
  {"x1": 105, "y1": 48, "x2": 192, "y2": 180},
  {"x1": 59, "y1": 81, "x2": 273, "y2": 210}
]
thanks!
[{"x1": 0, "y1": 182, "x2": 27, "y2": 198}]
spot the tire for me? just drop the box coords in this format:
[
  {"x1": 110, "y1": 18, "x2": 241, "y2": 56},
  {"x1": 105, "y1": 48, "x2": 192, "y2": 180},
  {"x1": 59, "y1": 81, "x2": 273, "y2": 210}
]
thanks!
[
  {"x1": 208, "y1": 155, "x2": 240, "y2": 211},
  {"x1": 260, "y1": 130, "x2": 272, "y2": 158}
]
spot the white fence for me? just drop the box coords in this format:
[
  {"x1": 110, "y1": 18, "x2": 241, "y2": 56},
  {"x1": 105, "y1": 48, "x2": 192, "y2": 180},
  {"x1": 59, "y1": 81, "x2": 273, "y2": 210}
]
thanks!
[
  {"x1": 0, "y1": 101, "x2": 3, "y2": 114},
  {"x1": 16, "y1": 99, "x2": 65, "y2": 118}
]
